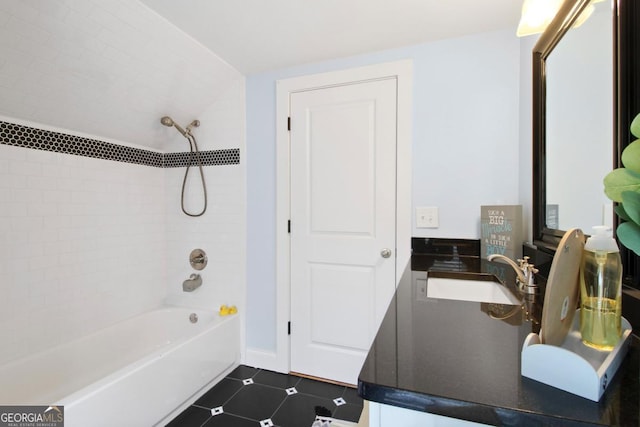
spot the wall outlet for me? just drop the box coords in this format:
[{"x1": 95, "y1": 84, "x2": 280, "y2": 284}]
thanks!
[
  {"x1": 416, "y1": 278, "x2": 428, "y2": 301},
  {"x1": 416, "y1": 207, "x2": 439, "y2": 228}
]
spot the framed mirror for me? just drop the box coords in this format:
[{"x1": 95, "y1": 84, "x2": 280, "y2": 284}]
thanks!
[
  {"x1": 532, "y1": 0, "x2": 640, "y2": 288},
  {"x1": 532, "y1": 0, "x2": 615, "y2": 252}
]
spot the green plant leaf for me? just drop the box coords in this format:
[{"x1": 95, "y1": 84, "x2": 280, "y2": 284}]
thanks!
[
  {"x1": 631, "y1": 112, "x2": 640, "y2": 138},
  {"x1": 603, "y1": 168, "x2": 640, "y2": 202},
  {"x1": 622, "y1": 139, "x2": 640, "y2": 174},
  {"x1": 616, "y1": 204, "x2": 632, "y2": 222},
  {"x1": 617, "y1": 221, "x2": 640, "y2": 256},
  {"x1": 622, "y1": 190, "x2": 640, "y2": 225}
]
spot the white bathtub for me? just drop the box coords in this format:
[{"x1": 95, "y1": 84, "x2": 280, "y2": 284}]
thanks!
[{"x1": 0, "y1": 306, "x2": 240, "y2": 427}]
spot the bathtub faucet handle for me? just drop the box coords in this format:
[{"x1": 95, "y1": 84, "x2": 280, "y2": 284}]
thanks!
[{"x1": 189, "y1": 249, "x2": 208, "y2": 270}]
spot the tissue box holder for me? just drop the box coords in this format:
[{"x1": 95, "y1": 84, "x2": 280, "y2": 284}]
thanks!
[{"x1": 521, "y1": 310, "x2": 632, "y2": 401}]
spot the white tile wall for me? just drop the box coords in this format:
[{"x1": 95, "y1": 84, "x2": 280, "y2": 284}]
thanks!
[
  {"x1": 0, "y1": 76, "x2": 246, "y2": 365},
  {"x1": 0, "y1": 144, "x2": 166, "y2": 364},
  {"x1": 163, "y1": 80, "x2": 246, "y2": 318},
  {"x1": 0, "y1": 0, "x2": 242, "y2": 150}
]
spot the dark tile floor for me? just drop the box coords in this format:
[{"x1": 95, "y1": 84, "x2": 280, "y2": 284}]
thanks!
[{"x1": 166, "y1": 365, "x2": 363, "y2": 427}]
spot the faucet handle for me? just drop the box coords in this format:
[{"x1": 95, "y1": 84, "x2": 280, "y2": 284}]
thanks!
[
  {"x1": 523, "y1": 264, "x2": 539, "y2": 293},
  {"x1": 517, "y1": 256, "x2": 531, "y2": 269}
]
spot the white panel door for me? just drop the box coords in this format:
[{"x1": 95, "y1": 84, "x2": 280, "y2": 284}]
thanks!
[{"x1": 289, "y1": 78, "x2": 397, "y2": 385}]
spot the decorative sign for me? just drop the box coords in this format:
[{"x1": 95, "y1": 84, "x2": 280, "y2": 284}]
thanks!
[
  {"x1": 481, "y1": 205, "x2": 523, "y2": 260},
  {"x1": 546, "y1": 204, "x2": 559, "y2": 230}
]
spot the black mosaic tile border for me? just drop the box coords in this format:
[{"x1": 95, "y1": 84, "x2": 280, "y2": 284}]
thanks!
[
  {"x1": 0, "y1": 121, "x2": 240, "y2": 168},
  {"x1": 163, "y1": 149, "x2": 240, "y2": 168}
]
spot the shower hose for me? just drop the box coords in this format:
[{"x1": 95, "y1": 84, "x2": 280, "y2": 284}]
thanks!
[{"x1": 181, "y1": 133, "x2": 207, "y2": 217}]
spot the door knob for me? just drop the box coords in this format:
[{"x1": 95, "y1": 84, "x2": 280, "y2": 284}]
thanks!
[{"x1": 381, "y1": 248, "x2": 392, "y2": 258}]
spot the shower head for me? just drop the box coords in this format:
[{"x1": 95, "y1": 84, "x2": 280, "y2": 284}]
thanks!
[
  {"x1": 160, "y1": 116, "x2": 188, "y2": 138},
  {"x1": 160, "y1": 116, "x2": 174, "y2": 127}
]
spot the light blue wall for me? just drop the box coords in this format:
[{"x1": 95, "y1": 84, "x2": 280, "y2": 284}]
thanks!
[
  {"x1": 519, "y1": 35, "x2": 537, "y2": 240},
  {"x1": 246, "y1": 29, "x2": 524, "y2": 352}
]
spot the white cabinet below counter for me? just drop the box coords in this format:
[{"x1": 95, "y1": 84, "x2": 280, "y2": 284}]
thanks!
[{"x1": 368, "y1": 401, "x2": 489, "y2": 427}]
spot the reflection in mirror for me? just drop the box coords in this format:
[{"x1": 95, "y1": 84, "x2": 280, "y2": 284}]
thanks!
[{"x1": 545, "y1": 0, "x2": 613, "y2": 233}]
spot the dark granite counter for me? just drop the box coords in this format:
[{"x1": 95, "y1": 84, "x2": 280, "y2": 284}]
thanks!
[{"x1": 358, "y1": 258, "x2": 640, "y2": 426}]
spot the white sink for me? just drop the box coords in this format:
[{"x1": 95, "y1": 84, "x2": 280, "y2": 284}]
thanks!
[{"x1": 426, "y1": 277, "x2": 520, "y2": 305}]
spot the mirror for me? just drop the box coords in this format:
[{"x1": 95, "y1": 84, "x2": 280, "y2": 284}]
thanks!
[
  {"x1": 532, "y1": 0, "x2": 616, "y2": 249},
  {"x1": 545, "y1": 1, "x2": 613, "y2": 232}
]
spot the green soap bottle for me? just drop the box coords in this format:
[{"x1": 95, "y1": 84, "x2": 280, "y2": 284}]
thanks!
[{"x1": 579, "y1": 226, "x2": 623, "y2": 351}]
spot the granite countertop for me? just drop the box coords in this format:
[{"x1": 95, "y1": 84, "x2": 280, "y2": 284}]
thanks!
[{"x1": 357, "y1": 256, "x2": 640, "y2": 426}]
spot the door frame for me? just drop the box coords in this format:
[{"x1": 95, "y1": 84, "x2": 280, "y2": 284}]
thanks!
[{"x1": 274, "y1": 60, "x2": 413, "y2": 373}]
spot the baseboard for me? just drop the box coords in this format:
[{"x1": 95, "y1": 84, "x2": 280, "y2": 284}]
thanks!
[
  {"x1": 244, "y1": 347, "x2": 287, "y2": 373},
  {"x1": 357, "y1": 401, "x2": 369, "y2": 426}
]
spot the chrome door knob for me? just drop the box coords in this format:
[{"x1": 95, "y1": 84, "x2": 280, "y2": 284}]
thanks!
[{"x1": 381, "y1": 248, "x2": 392, "y2": 258}]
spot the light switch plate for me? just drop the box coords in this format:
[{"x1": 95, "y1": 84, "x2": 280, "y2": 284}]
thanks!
[{"x1": 416, "y1": 207, "x2": 439, "y2": 228}]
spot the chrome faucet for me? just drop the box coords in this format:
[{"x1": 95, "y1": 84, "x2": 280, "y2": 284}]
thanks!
[
  {"x1": 182, "y1": 273, "x2": 202, "y2": 292},
  {"x1": 488, "y1": 254, "x2": 538, "y2": 295}
]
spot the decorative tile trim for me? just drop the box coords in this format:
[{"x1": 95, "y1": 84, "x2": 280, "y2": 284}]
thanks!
[
  {"x1": 163, "y1": 149, "x2": 240, "y2": 168},
  {"x1": 0, "y1": 120, "x2": 240, "y2": 167}
]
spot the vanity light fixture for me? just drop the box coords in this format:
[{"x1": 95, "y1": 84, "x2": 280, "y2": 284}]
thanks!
[
  {"x1": 517, "y1": 0, "x2": 602, "y2": 37},
  {"x1": 517, "y1": 0, "x2": 563, "y2": 37}
]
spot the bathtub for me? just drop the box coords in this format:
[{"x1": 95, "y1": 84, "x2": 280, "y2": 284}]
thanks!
[{"x1": 0, "y1": 307, "x2": 240, "y2": 427}]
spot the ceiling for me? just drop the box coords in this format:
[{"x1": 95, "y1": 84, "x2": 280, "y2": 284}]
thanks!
[
  {"x1": 140, "y1": 0, "x2": 522, "y2": 75},
  {"x1": 0, "y1": 1, "x2": 521, "y2": 150}
]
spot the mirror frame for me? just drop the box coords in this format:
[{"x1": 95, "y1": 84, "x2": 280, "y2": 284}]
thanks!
[
  {"x1": 532, "y1": 0, "x2": 616, "y2": 252},
  {"x1": 532, "y1": 0, "x2": 640, "y2": 289},
  {"x1": 616, "y1": 0, "x2": 640, "y2": 287}
]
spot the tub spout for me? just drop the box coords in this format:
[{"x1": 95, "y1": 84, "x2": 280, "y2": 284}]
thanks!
[{"x1": 183, "y1": 274, "x2": 202, "y2": 292}]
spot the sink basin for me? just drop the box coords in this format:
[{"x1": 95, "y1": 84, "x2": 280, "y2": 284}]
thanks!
[{"x1": 426, "y1": 277, "x2": 520, "y2": 305}]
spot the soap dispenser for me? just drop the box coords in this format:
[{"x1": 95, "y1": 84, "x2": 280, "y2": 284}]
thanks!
[{"x1": 579, "y1": 226, "x2": 623, "y2": 350}]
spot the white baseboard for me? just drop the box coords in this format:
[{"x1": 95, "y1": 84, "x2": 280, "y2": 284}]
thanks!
[{"x1": 244, "y1": 347, "x2": 287, "y2": 373}]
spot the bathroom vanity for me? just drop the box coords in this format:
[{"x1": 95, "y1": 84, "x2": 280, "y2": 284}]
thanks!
[
  {"x1": 357, "y1": 0, "x2": 640, "y2": 423},
  {"x1": 357, "y1": 256, "x2": 640, "y2": 426}
]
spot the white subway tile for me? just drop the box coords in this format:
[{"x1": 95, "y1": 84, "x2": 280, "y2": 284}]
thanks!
[
  {"x1": 0, "y1": 174, "x2": 28, "y2": 190},
  {"x1": 28, "y1": 203, "x2": 57, "y2": 217},
  {"x1": 0, "y1": 202, "x2": 27, "y2": 218},
  {"x1": 11, "y1": 214, "x2": 42, "y2": 232},
  {"x1": 26, "y1": 148, "x2": 57, "y2": 163},
  {"x1": 43, "y1": 214, "x2": 71, "y2": 229},
  {"x1": 42, "y1": 190, "x2": 70, "y2": 204},
  {"x1": 11, "y1": 188, "x2": 41, "y2": 203},
  {"x1": 28, "y1": 254, "x2": 58, "y2": 271},
  {"x1": 28, "y1": 228, "x2": 58, "y2": 244}
]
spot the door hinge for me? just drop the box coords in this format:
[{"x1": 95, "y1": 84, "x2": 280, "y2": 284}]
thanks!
[
  {"x1": 287, "y1": 116, "x2": 291, "y2": 131},
  {"x1": 288, "y1": 220, "x2": 291, "y2": 233},
  {"x1": 288, "y1": 321, "x2": 291, "y2": 335}
]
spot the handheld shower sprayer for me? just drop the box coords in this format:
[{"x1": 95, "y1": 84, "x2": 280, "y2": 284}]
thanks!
[
  {"x1": 159, "y1": 115, "x2": 207, "y2": 217},
  {"x1": 160, "y1": 116, "x2": 200, "y2": 138}
]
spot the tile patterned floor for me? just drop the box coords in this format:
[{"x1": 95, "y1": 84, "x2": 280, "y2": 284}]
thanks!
[{"x1": 165, "y1": 365, "x2": 364, "y2": 427}]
